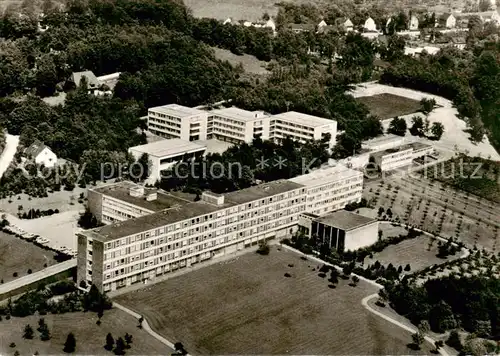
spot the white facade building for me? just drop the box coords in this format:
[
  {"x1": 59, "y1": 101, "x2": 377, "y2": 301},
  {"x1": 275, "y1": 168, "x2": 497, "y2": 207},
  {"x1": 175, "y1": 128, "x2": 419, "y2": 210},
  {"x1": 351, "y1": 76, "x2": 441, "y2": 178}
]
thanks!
[
  {"x1": 364, "y1": 17, "x2": 377, "y2": 31},
  {"x1": 207, "y1": 107, "x2": 271, "y2": 144},
  {"x1": 289, "y1": 164, "x2": 363, "y2": 215},
  {"x1": 128, "y1": 139, "x2": 207, "y2": 184},
  {"x1": 270, "y1": 111, "x2": 337, "y2": 147},
  {"x1": 362, "y1": 134, "x2": 406, "y2": 152},
  {"x1": 371, "y1": 144, "x2": 414, "y2": 171},
  {"x1": 79, "y1": 163, "x2": 364, "y2": 292},
  {"x1": 147, "y1": 104, "x2": 209, "y2": 141},
  {"x1": 299, "y1": 210, "x2": 379, "y2": 251},
  {"x1": 25, "y1": 141, "x2": 58, "y2": 168}
]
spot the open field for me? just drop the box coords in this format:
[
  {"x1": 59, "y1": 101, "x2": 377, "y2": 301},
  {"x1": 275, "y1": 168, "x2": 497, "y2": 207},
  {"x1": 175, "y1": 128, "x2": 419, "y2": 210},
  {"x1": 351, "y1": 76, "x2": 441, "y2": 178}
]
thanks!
[
  {"x1": 116, "y1": 248, "x2": 433, "y2": 355},
  {"x1": 356, "y1": 93, "x2": 421, "y2": 120},
  {"x1": 0, "y1": 308, "x2": 172, "y2": 355},
  {"x1": 365, "y1": 232, "x2": 461, "y2": 273},
  {"x1": 212, "y1": 47, "x2": 270, "y2": 75},
  {"x1": 363, "y1": 176, "x2": 500, "y2": 251},
  {"x1": 0, "y1": 231, "x2": 58, "y2": 284}
]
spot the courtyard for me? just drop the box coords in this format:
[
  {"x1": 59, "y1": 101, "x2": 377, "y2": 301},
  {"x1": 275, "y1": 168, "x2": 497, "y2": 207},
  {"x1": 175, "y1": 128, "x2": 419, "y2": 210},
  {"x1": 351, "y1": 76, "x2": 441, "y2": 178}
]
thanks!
[{"x1": 115, "y1": 248, "x2": 433, "y2": 355}]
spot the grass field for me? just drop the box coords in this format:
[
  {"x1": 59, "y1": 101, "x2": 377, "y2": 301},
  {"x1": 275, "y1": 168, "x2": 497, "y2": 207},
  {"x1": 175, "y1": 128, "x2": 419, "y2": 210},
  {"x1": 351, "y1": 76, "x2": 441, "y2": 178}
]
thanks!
[
  {"x1": 0, "y1": 231, "x2": 58, "y2": 283},
  {"x1": 0, "y1": 308, "x2": 172, "y2": 355},
  {"x1": 212, "y1": 47, "x2": 270, "y2": 75},
  {"x1": 116, "y1": 248, "x2": 433, "y2": 355},
  {"x1": 365, "y1": 233, "x2": 461, "y2": 273},
  {"x1": 356, "y1": 93, "x2": 422, "y2": 120}
]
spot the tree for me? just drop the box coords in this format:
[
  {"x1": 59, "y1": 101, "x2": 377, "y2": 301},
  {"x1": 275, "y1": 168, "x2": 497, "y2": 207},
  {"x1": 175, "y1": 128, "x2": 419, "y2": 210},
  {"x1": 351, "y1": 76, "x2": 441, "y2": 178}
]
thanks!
[
  {"x1": 435, "y1": 340, "x2": 444, "y2": 352},
  {"x1": 39, "y1": 323, "x2": 51, "y2": 341},
  {"x1": 410, "y1": 116, "x2": 425, "y2": 136},
  {"x1": 105, "y1": 333, "x2": 115, "y2": 351},
  {"x1": 430, "y1": 122, "x2": 445, "y2": 140},
  {"x1": 412, "y1": 331, "x2": 424, "y2": 349},
  {"x1": 387, "y1": 117, "x2": 407, "y2": 136},
  {"x1": 23, "y1": 324, "x2": 34, "y2": 339},
  {"x1": 404, "y1": 264, "x2": 411, "y2": 271},
  {"x1": 420, "y1": 98, "x2": 436, "y2": 116},
  {"x1": 63, "y1": 333, "x2": 76, "y2": 353},
  {"x1": 351, "y1": 275, "x2": 360, "y2": 286},
  {"x1": 114, "y1": 337, "x2": 126, "y2": 355},
  {"x1": 174, "y1": 342, "x2": 187, "y2": 355},
  {"x1": 446, "y1": 330, "x2": 463, "y2": 351},
  {"x1": 124, "y1": 333, "x2": 133, "y2": 348},
  {"x1": 479, "y1": 0, "x2": 491, "y2": 11}
]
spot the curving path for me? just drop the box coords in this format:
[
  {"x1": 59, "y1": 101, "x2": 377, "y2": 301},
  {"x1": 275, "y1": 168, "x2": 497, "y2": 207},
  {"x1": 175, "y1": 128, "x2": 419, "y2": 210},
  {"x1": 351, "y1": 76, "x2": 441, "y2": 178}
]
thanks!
[
  {"x1": 0, "y1": 133, "x2": 19, "y2": 178},
  {"x1": 113, "y1": 302, "x2": 190, "y2": 356},
  {"x1": 362, "y1": 294, "x2": 450, "y2": 356}
]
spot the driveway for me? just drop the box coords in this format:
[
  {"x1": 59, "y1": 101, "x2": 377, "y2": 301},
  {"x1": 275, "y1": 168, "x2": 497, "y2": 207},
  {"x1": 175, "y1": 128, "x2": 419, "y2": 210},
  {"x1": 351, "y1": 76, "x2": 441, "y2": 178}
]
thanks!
[{"x1": 0, "y1": 134, "x2": 19, "y2": 178}]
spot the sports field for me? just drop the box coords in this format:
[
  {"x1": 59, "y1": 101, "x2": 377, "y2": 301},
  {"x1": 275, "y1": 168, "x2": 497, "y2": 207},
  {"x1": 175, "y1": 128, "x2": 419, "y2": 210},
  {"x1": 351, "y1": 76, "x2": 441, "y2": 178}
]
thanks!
[
  {"x1": 115, "y1": 247, "x2": 433, "y2": 354},
  {"x1": 356, "y1": 93, "x2": 421, "y2": 120}
]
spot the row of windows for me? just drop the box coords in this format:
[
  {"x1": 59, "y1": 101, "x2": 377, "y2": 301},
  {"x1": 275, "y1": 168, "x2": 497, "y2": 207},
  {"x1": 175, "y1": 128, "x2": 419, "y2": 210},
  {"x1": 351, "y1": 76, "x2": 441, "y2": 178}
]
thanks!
[
  {"x1": 308, "y1": 180, "x2": 362, "y2": 194},
  {"x1": 148, "y1": 117, "x2": 182, "y2": 128},
  {"x1": 270, "y1": 120, "x2": 316, "y2": 132},
  {"x1": 148, "y1": 123, "x2": 181, "y2": 135},
  {"x1": 102, "y1": 214, "x2": 299, "y2": 280},
  {"x1": 209, "y1": 115, "x2": 246, "y2": 127},
  {"x1": 103, "y1": 192, "x2": 303, "y2": 251},
  {"x1": 148, "y1": 112, "x2": 182, "y2": 123}
]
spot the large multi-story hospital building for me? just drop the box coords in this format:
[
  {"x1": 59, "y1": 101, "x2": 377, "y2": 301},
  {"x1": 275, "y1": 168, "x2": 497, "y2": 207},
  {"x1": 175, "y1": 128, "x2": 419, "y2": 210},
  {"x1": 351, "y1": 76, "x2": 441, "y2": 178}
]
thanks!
[
  {"x1": 146, "y1": 104, "x2": 337, "y2": 147},
  {"x1": 78, "y1": 164, "x2": 364, "y2": 292}
]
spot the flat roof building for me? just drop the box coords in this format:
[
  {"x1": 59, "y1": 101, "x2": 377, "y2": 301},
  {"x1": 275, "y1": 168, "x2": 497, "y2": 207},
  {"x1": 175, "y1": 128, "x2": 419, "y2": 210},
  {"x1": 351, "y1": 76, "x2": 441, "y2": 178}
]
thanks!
[
  {"x1": 299, "y1": 210, "x2": 379, "y2": 252},
  {"x1": 147, "y1": 104, "x2": 208, "y2": 141},
  {"x1": 289, "y1": 163, "x2": 363, "y2": 215},
  {"x1": 207, "y1": 107, "x2": 271, "y2": 144},
  {"x1": 79, "y1": 161, "x2": 365, "y2": 292},
  {"x1": 128, "y1": 139, "x2": 206, "y2": 184},
  {"x1": 362, "y1": 134, "x2": 406, "y2": 152},
  {"x1": 270, "y1": 111, "x2": 337, "y2": 147}
]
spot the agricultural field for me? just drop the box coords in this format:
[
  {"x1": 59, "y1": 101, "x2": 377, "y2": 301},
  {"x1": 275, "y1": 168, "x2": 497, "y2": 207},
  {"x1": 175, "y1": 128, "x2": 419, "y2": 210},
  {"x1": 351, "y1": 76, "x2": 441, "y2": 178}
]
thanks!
[
  {"x1": 0, "y1": 308, "x2": 171, "y2": 355},
  {"x1": 356, "y1": 94, "x2": 422, "y2": 120},
  {"x1": 0, "y1": 231, "x2": 58, "y2": 284},
  {"x1": 364, "y1": 232, "x2": 462, "y2": 273},
  {"x1": 363, "y1": 176, "x2": 500, "y2": 252},
  {"x1": 115, "y1": 248, "x2": 433, "y2": 355}
]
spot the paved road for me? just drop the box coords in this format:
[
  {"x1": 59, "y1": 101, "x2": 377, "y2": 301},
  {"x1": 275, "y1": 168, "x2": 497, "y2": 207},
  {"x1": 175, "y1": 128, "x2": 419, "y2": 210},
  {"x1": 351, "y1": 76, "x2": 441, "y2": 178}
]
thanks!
[
  {"x1": 0, "y1": 133, "x2": 19, "y2": 178},
  {"x1": 362, "y1": 294, "x2": 450, "y2": 356},
  {"x1": 0, "y1": 259, "x2": 76, "y2": 297},
  {"x1": 113, "y1": 302, "x2": 182, "y2": 356}
]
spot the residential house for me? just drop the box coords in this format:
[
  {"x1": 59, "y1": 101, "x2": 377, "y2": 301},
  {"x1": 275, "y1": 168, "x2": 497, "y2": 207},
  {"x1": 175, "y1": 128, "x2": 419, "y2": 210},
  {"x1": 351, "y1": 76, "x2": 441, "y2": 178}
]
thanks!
[
  {"x1": 438, "y1": 13, "x2": 456, "y2": 28},
  {"x1": 25, "y1": 140, "x2": 57, "y2": 168},
  {"x1": 69, "y1": 70, "x2": 100, "y2": 93},
  {"x1": 288, "y1": 23, "x2": 316, "y2": 33},
  {"x1": 408, "y1": 15, "x2": 419, "y2": 30},
  {"x1": 363, "y1": 17, "x2": 378, "y2": 32},
  {"x1": 452, "y1": 36, "x2": 467, "y2": 49},
  {"x1": 456, "y1": 11, "x2": 500, "y2": 26},
  {"x1": 335, "y1": 17, "x2": 354, "y2": 32}
]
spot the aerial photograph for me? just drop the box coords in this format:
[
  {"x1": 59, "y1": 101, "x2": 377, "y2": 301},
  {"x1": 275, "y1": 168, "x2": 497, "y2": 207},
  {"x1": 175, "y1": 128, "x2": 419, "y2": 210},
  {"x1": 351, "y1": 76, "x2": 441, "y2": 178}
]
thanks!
[{"x1": 0, "y1": 0, "x2": 499, "y2": 354}]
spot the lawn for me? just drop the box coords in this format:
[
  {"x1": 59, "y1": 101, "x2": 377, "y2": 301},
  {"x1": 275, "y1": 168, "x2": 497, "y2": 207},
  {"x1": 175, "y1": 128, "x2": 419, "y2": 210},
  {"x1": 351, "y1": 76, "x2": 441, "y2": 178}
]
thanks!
[
  {"x1": 212, "y1": 47, "x2": 270, "y2": 76},
  {"x1": 115, "y1": 248, "x2": 433, "y2": 355},
  {"x1": 0, "y1": 231, "x2": 58, "y2": 284},
  {"x1": 356, "y1": 93, "x2": 422, "y2": 120},
  {"x1": 0, "y1": 308, "x2": 172, "y2": 355},
  {"x1": 364, "y1": 233, "x2": 461, "y2": 273}
]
